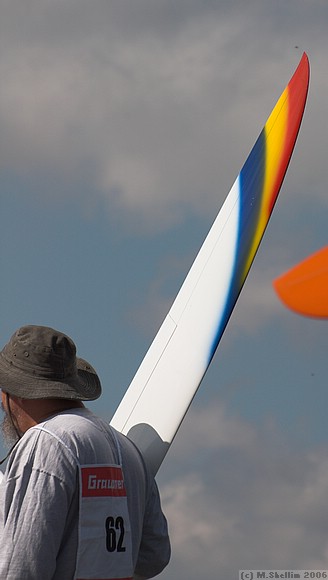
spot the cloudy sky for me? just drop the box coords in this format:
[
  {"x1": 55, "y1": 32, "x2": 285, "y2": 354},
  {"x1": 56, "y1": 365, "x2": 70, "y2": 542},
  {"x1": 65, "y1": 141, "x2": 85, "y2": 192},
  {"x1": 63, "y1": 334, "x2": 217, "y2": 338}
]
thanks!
[{"x1": 1, "y1": 1, "x2": 328, "y2": 578}]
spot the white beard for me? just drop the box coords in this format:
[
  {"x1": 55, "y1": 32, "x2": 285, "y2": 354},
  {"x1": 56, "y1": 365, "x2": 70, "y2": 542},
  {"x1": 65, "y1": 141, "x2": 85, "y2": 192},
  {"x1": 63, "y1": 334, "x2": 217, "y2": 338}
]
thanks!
[{"x1": 1, "y1": 405, "x2": 19, "y2": 448}]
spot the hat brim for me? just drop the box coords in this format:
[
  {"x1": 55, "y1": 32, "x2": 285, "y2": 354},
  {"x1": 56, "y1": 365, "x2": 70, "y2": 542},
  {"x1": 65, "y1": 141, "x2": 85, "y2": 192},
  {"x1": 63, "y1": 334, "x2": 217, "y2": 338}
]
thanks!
[{"x1": 0, "y1": 356, "x2": 101, "y2": 401}]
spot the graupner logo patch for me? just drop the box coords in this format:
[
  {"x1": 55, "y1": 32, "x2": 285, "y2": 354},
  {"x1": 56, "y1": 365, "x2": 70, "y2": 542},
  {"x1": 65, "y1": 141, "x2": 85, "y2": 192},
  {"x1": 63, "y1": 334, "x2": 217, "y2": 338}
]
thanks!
[{"x1": 81, "y1": 466, "x2": 126, "y2": 497}]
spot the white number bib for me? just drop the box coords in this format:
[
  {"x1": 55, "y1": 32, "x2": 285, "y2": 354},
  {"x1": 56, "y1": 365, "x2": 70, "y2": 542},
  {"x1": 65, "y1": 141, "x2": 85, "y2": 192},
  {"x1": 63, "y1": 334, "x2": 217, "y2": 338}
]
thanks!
[{"x1": 75, "y1": 464, "x2": 133, "y2": 580}]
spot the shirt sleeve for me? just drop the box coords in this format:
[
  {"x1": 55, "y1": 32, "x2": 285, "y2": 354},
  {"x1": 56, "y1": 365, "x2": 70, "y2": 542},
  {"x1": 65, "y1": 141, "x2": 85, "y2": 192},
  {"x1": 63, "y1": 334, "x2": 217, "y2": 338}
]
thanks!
[
  {"x1": 134, "y1": 479, "x2": 171, "y2": 579},
  {"x1": 0, "y1": 431, "x2": 77, "y2": 580}
]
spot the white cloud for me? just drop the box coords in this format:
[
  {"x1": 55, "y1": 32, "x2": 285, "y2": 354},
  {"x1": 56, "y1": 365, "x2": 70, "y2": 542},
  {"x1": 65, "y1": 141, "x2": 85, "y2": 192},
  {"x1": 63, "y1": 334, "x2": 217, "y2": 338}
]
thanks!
[{"x1": 157, "y1": 400, "x2": 328, "y2": 579}]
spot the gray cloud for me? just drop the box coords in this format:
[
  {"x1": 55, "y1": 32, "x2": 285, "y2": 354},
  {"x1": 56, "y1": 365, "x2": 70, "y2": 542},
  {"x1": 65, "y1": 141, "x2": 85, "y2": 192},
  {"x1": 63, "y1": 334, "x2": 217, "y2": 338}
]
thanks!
[{"x1": 1, "y1": 1, "x2": 327, "y2": 231}]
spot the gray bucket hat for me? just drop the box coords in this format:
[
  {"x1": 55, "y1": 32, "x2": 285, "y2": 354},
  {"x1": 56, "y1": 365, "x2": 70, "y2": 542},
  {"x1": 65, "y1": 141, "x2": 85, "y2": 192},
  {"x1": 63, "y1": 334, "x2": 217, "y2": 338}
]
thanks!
[{"x1": 0, "y1": 325, "x2": 102, "y2": 401}]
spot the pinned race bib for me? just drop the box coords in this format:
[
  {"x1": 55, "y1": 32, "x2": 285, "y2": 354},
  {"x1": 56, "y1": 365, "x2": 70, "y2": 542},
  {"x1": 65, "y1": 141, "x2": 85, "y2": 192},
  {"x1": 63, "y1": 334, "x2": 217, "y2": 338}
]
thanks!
[{"x1": 75, "y1": 465, "x2": 133, "y2": 580}]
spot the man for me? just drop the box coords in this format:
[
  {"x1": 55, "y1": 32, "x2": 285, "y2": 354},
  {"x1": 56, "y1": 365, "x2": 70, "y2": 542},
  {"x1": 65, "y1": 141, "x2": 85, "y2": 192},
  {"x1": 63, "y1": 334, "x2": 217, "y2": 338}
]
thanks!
[{"x1": 0, "y1": 325, "x2": 170, "y2": 579}]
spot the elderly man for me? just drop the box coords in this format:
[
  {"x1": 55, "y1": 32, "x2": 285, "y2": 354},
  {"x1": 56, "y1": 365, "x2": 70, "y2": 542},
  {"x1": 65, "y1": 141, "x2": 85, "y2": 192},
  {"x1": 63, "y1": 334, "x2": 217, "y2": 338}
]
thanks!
[{"x1": 0, "y1": 325, "x2": 170, "y2": 579}]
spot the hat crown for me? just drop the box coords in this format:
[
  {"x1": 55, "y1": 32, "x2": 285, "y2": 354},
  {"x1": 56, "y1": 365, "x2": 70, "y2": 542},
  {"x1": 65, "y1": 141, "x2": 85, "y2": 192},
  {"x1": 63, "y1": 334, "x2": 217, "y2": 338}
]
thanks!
[{"x1": 2, "y1": 326, "x2": 77, "y2": 380}]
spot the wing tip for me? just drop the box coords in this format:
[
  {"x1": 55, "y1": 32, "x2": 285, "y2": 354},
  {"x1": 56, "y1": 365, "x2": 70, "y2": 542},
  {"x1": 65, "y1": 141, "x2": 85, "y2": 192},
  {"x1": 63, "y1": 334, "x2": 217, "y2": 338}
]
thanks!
[{"x1": 273, "y1": 246, "x2": 328, "y2": 319}]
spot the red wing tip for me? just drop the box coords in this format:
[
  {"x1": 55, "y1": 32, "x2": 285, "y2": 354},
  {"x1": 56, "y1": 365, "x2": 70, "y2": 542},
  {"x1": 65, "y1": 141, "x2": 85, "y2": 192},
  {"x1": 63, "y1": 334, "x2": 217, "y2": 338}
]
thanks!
[{"x1": 292, "y1": 51, "x2": 310, "y2": 86}]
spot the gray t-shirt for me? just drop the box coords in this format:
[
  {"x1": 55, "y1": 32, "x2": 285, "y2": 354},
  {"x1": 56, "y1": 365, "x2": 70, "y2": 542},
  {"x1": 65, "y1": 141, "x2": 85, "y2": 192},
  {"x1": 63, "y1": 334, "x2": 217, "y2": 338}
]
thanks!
[{"x1": 0, "y1": 408, "x2": 170, "y2": 579}]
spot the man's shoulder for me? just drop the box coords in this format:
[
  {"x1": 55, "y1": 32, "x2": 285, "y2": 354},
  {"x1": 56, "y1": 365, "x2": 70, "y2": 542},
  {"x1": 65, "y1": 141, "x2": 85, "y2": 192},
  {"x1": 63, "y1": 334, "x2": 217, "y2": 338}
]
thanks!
[
  {"x1": 37, "y1": 408, "x2": 106, "y2": 440},
  {"x1": 11, "y1": 409, "x2": 103, "y2": 466}
]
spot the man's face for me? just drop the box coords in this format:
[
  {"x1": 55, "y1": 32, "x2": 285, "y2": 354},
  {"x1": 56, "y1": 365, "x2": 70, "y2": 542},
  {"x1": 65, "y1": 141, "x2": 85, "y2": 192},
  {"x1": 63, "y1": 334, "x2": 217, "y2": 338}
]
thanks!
[{"x1": 1, "y1": 391, "x2": 20, "y2": 447}]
